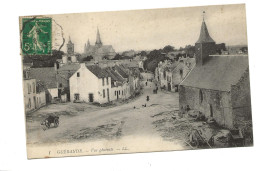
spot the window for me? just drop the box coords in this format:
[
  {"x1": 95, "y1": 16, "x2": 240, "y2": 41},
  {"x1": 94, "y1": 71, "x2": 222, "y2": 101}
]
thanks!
[
  {"x1": 199, "y1": 89, "x2": 203, "y2": 103},
  {"x1": 122, "y1": 90, "x2": 124, "y2": 95},
  {"x1": 119, "y1": 91, "x2": 120, "y2": 95},
  {"x1": 102, "y1": 78, "x2": 105, "y2": 86},
  {"x1": 28, "y1": 98, "x2": 31, "y2": 109},
  {"x1": 115, "y1": 91, "x2": 116, "y2": 96},
  {"x1": 32, "y1": 82, "x2": 35, "y2": 93},
  {"x1": 77, "y1": 72, "x2": 80, "y2": 77},
  {"x1": 29, "y1": 84, "x2": 31, "y2": 94},
  {"x1": 107, "y1": 77, "x2": 109, "y2": 85},
  {"x1": 103, "y1": 89, "x2": 105, "y2": 98},
  {"x1": 180, "y1": 69, "x2": 183, "y2": 75},
  {"x1": 59, "y1": 83, "x2": 62, "y2": 88},
  {"x1": 27, "y1": 83, "x2": 30, "y2": 94}
]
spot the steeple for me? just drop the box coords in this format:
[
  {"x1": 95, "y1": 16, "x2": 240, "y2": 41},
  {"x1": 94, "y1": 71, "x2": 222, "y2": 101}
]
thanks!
[
  {"x1": 87, "y1": 39, "x2": 90, "y2": 47},
  {"x1": 196, "y1": 11, "x2": 215, "y2": 44},
  {"x1": 68, "y1": 36, "x2": 72, "y2": 44},
  {"x1": 195, "y1": 11, "x2": 216, "y2": 66},
  {"x1": 67, "y1": 36, "x2": 74, "y2": 55},
  {"x1": 95, "y1": 27, "x2": 102, "y2": 47}
]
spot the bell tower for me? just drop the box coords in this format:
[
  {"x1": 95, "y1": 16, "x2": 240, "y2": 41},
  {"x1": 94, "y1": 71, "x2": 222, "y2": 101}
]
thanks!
[
  {"x1": 195, "y1": 11, "x2": 216, "y2": 66},
  {"x1": 67, "y1": 36, "x2": 74, "y2": 56}
]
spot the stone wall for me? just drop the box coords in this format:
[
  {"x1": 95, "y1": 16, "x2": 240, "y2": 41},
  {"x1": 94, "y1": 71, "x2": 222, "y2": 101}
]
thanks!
[
  {"x1": 231, "y1": 69, "x2": 252, "y2": 129},
  {"x1": 179, "y1": 85, "x2": 233, "y2": 128},
  {"x1": 195, "y1": 42, "x2": 216, "y2": 66}
]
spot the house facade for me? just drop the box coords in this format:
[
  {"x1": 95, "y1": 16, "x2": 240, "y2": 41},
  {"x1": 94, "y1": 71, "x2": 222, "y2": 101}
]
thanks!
[
  {"x1": 70, "y1": 64, "x2": 112, "y2": 104},
  {"x1": 155, "y1": 57, "x2": 195, "y2": 92},
  {"x1": 23, "y1": 78, "x2": 46, "y2": 114}
]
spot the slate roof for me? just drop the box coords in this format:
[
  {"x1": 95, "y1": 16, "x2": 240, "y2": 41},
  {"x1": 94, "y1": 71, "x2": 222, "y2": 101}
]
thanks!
[
  {"x1": 196, "y1": 21, "x2": 215, "y2": 44},
  {"x1": 113, "y1": 65, "x2": 129, "y2": 79},
  {"x1": 28, "y1": 67, "x2": 57, "y2": 89},
  {"x1": 86, "y1": 65, "x2": 109, "y2": 78},
  {"x1": 180, "y1": 55, "x2": 249, "y2": 91},
  {"x1": 58, "y1": 63, "x2": 80, "y2": 72},
  {"x1": 86, "y1": 45, "x2": 115, "y2": 55},
  {"x1": 104, "y1": 67, "x2": 124, "y2": 82}
]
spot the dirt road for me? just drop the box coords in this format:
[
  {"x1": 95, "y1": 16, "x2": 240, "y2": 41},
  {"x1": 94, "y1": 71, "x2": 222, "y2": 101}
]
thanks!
[{"x1": 26, "y1": 81, "x2": 185, "y2": 150}]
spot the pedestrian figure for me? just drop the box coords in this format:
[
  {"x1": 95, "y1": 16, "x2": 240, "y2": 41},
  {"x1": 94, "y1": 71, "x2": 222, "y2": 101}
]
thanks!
[
  {"x1": 146, "y1": 95, "x2": 150, "y2": 102},
  {"x1": 186, "y1": 105, "x2": 190, "y2": 112},
  {"x1": 145, "y1": 82, "x2": 148, "y2": 86},
  {"x1": 133, "y1": 106, "x2": 136, "y2": 109}
]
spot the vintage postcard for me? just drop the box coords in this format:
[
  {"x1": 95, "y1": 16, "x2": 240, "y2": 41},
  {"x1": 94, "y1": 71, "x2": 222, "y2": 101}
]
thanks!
[{"x1": 19, "y1": 4, "x2": 253, "y2": 159}]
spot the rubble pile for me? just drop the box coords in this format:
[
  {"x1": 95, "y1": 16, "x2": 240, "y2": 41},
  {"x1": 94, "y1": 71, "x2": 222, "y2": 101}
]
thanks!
[{"x1": 151, "y1": 110, "x2": 237, "y2": 149}]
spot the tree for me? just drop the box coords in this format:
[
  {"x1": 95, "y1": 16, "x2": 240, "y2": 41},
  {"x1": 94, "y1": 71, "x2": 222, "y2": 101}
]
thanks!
[
  {"x1": 113, "y1": 53, "x2": 123, "y2": 60},
  {"x1": 184, "y1": 45, "x2": 195, "y2": 57},
  {"x1": 140, "y1": 51, "x2": 147, "y2": 56},
  {"x1": 240, "y1": 46, "x2": 248, "y2": 53},
  {"x1": 162, "y1": 45, "x2": 175, "y2": 53},
  {"x1": 82, "y1": 56, "x2": 93, "y2": 61}
]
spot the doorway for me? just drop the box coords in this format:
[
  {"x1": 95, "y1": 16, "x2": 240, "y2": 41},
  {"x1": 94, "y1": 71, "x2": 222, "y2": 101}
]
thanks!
[
  {"x1": 107, "y1": 88, "x2": 110, "y2": 102},
  {"x1": 74, "y1": 93, "x2": 80, "y2": 100},
  {"x1": 210, "y1": 104, "x2": 213, "y2": 117},
  {"x1": 33, "y1": 96, "x2": 36, "y2": 109},
  {"x1": 89, "y1": 93, "x2": 94, "y2": 102},
  {"x1": 168, "y1": 83, "x2": 171, "y2": 91}
]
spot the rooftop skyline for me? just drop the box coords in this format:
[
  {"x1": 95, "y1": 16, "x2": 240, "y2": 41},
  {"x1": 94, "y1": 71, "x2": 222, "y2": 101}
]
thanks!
[{"x1": 51, "y1": 4, "x2": 247, "y2": 53}]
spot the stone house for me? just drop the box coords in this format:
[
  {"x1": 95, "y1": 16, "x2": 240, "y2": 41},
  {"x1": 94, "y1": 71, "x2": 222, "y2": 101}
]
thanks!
[{"x1": 179, "y1": 17, "x2": 251, "y2": 129}]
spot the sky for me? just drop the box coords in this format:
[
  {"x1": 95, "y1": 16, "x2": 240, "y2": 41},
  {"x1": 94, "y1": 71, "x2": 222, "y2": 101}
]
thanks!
[{"x1": 50, "y1": 4, "x2": 247, "y2": 53}]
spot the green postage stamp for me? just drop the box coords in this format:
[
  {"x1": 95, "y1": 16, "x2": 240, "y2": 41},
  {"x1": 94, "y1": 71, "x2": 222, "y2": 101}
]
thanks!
[{"x1": 21, "y1": 18, "x2": 52, "y2": 55}]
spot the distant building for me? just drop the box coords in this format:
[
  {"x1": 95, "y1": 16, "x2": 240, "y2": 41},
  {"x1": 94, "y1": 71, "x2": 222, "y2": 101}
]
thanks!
[
  {"x1": 60, "y1": 37, "x2": 79, "y2": 67},
  {"x1": 155, "y1": 57, "x2": 195, "y2": 92},
  {"x1": 84, "y1": 28, "x2": 116, "y2": 61},
  {"x1": 179, "y1": 16, "x2": 251, "y2": 129}
]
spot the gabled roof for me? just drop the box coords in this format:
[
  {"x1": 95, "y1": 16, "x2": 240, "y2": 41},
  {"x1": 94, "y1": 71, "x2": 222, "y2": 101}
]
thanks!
[
  {"x1": 196, "y1": 21, "x2": 215, "y2": 44},
  {"x1": 28, "y1": 67, "x2": 57, "y2": 89},
  {"x1": 113, "y1": 65, "x2": 129, "y2": 78},
  {"x1": 58, "y1": 63, "x2": 80, "y2": 72},
  {"x1": 86, "y1": 65, "x2": 109, "y2": 78},
  {"x1": 104, "y1": 67, "x2": 124, "y2": 82},
  {"x1": 180, "y1": 55, "x2": 249, "y2": 91}
]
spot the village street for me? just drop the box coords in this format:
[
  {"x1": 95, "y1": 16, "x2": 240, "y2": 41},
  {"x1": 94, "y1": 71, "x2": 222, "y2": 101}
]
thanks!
[{"x1": 26, "y1": 81, "x2": 190, "y2": 151}]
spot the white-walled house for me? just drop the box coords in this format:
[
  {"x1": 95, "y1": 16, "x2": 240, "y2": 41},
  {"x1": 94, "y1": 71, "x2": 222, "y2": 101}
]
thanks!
[
  {"x1": 23, "y1": 78, "x2": 46, "y2": 114},
  {"x1": 70, "y1": 64, "x2": 112, "y2": 104}
]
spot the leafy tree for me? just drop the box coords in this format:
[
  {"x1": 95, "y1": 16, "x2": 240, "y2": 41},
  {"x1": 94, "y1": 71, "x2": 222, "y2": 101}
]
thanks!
[
  {"x1": 140, "y1": 51, "x2": 147, "y2": 56},
  {"x1": 113, "y1": 53, "x2": 123, "y2": 60},
  {"x1": 82, "y1": 56, "x2": 93, "y2": 61},
  {"x1": 240, "y1": 46, "x2": 248, "y2": 53},
  {"x1": 162, "y1": 45, "x2": 175, "y2": 53},
  {"x1": 184, "y1": 45, "x2": 195, "y2": 57}
]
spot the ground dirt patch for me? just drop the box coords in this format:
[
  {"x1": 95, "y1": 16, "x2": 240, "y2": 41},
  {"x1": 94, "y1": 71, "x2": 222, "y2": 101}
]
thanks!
[{"x1": 71, "y1": 121, "x2": 125, "y2": 141}]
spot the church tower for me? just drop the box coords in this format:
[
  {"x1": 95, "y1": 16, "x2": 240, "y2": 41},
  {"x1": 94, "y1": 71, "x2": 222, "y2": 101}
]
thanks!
[
  {"x1": 195, "y1": 12, "x2": 216, "y2": 66},
  {"x1": 67, "y1": 36, "x2": 74, "y2": 56},
  {"x1": 95, "y1": 27, "x2": 103, "y2": 48}
]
